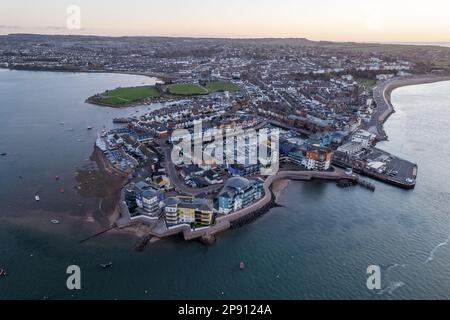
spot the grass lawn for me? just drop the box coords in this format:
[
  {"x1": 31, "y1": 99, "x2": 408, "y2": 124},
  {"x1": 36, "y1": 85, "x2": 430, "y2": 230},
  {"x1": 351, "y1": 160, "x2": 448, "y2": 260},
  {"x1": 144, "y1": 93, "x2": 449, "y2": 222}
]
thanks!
[
  {"x1": 356, "y1": 78, "x2": 377, "y2": 89},
  {"x1": 168, "y1": 83, "x2": 209, "y2": 96},
  {"x1": 96, "y1": 86, "x2": 161, "y2": 105},
  {"x1": 205, "y1": 81, "x2": 241, "y2": 92}
]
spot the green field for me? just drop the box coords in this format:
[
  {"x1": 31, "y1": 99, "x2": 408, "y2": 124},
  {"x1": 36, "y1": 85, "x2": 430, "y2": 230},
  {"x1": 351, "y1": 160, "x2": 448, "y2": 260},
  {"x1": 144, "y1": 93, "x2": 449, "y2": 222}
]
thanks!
[
  {"x1": 90, "y1": 81, "x2": 241, "y2": 106},
  {"x1": 168, "y1": 83, "x2": 209, "y2": 96},
  {"x1": 356, "y1": 78, "x2": 377, "y2": 89},
  {"x1": 205, "y1": 81, "x2": 241, "y2": 92},
  {"x1": 94, "y1": 86, "x2": 161, "y2": 105}
]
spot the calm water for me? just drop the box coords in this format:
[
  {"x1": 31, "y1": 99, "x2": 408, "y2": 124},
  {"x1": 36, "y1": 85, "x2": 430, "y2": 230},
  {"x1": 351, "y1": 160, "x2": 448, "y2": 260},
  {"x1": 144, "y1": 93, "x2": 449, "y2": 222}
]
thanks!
[{"x1": 1, "y1": 70, "x2": 450, "y2": 300}]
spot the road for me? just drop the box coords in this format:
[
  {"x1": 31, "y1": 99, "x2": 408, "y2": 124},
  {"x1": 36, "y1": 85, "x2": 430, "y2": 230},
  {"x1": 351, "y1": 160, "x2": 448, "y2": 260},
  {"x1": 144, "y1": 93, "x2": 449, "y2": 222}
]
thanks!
[
  {"x1": 160, "y1": 142, "x2": 224, "y2": 196},
  {"x1": 364, "y1": 80, "x2": 393, "y2": 139}
]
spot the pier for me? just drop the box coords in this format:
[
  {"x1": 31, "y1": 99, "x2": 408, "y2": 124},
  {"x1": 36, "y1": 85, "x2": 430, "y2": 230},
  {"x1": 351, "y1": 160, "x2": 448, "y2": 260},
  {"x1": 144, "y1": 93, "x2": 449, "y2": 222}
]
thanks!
[
  {"x1": 333, "y1": 149, "x2": 417, "y2": 190},
  {"x1": 79, "y1": 226, "x2": 117, "y2": 244}
]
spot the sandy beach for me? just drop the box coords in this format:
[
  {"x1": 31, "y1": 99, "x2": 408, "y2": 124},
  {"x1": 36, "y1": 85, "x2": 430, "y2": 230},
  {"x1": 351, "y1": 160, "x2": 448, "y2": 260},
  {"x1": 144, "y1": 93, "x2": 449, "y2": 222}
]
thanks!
[
  {"x1": 76, "y1": 147, "x2": 130, "y2": 229},
  {"x1": 367, "y1": 73, "x2": 450, "y2": 141},
  {"x1": 381, "y1": 74, "x2": 450, "y2": 122}
]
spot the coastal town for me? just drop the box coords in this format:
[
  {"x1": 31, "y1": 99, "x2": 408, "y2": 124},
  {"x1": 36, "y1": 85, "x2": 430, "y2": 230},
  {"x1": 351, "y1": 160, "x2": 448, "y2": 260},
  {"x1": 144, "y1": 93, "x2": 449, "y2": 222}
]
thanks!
[{"x1": 2, "y1": 34, "x2": 447, "y2": 243}]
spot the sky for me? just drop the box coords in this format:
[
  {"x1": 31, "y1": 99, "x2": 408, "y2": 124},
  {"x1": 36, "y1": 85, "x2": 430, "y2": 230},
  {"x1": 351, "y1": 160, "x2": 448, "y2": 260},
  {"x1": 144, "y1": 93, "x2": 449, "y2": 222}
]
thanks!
[{"x1": 1, "y1": 0, "x2": 450, "y2": 42}]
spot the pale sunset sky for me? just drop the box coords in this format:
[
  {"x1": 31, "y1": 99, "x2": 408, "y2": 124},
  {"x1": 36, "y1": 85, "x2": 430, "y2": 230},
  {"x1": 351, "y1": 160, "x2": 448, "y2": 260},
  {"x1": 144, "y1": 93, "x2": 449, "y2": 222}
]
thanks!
[{"x1": 1, "y1": 0, "x2": 450, "y2": 42}]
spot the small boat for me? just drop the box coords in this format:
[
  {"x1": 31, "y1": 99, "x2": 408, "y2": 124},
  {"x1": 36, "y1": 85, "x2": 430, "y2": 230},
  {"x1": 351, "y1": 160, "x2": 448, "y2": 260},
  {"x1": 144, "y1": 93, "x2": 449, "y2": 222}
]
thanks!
[
  {"x1": 100, "y1": 262, "x2": 113, "y2": 269},
  {"x1": 87, "y1": 126, "x2": 94, "y2": 130},
  {"x1": 0, "y1": 269, "x2": 7, "y2": 277},
  {"x1": 60, "y1": 122, "x2": 65, "y2": 125},
  {"x1": 35, "y1": 194, "x2": 40, "y2": 202},
  {"x1": 51, "y1": 220, "x2": 60, "y2": 225},
  {"x1": 0, "y1": 153, "x2": 7, "y2": 156},
  {"x1": 55, "y1": 176, "x2": 60, "y2": 180},
  {"x1": 239, "y1": 261, "x2": 246, "y2": 270}
]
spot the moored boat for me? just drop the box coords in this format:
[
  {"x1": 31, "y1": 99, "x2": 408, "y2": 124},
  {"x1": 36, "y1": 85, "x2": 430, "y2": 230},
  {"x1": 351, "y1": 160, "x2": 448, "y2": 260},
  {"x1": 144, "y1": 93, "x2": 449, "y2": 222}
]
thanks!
[
  {"x1": 35, "y1": 194, "x2": 40, "y2": 202},
  {"x1": 239, "y1": 261, "x2": 245, "y2": 270},
  {"x1": 100, "y1": 262, "x2": 113, "y2": 269}
]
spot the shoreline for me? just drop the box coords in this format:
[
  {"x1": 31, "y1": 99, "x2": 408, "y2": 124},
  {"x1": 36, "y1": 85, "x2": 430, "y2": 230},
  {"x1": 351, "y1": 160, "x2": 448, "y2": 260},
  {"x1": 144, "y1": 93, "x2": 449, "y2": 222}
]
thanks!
[
  {"x1": 0, "y1": 65, "x2": 167, "y2": 83},
  {"x1": 372, "y1": 73, "x2": 450, "y2": 140},
  {"x1": 114, "y1": 169, "x2": 359, "y2": 244}
]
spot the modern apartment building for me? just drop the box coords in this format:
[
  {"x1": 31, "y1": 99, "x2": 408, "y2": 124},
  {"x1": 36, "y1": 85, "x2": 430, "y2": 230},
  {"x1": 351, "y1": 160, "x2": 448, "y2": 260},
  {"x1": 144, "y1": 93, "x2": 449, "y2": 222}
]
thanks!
[
  {"x1": 164, "y1": 197, "x2": 214, "y2": 228},
  {"x1": 218, "y1": 177, "x2": 264, "y2": 214}
]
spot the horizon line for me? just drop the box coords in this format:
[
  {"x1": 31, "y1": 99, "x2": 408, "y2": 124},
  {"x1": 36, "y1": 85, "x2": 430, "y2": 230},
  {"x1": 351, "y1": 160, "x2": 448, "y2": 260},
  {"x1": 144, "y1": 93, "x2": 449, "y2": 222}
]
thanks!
[{"x1": 2, "y1": 32, "x2": 450, "y2": 46}]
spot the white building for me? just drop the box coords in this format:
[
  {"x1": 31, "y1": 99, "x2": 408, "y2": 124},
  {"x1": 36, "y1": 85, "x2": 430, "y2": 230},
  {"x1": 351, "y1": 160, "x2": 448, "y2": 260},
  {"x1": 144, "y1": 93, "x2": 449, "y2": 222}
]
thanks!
[
  {"x1": 351, "y1": 129, "x2": 376, "y2": 148},
  {"x1": 337, "y1": 142, "x2": 364, "y2": 156}
]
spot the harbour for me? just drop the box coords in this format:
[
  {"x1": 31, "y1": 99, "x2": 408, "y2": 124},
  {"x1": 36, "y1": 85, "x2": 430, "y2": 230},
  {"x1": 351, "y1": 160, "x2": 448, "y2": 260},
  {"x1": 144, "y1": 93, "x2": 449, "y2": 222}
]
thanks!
[{"x1": 333, "y1": 148, "x2": 417, "y2": 190}]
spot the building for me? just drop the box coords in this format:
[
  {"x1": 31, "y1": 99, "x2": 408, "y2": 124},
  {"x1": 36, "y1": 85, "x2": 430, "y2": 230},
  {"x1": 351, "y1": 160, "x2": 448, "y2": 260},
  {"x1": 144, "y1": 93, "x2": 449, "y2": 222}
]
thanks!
[
  {"x1": 337, "y1": 142, "x2": 364, "y2": 156},
  {"x1": 180, "y1": 165, "x2": 205, "y2": 179},
  {"x1": 204, "y1": 169, "x2": 223, "y2": 185},
  {"x1": 126, "y1": 181, "x2": 165, "y2": 219},
  {"x1": 218, "y1": 177, "x2": 264, "y2": 214},
  {"x1": 227, "y1": 164, "x2": 260, "y2": 177},
  {"x1": 164, "y1": 197, "x2": 214, "y2": 228},
  {"x1": 302, "y1": 148, "x2": 333, "y2": 171},
  {"x1": 307, "y1": 132, "x2": 334, "y2": 147},
  {"x1": 351, "y1": 129, "x2": 376, "y2": 148},
  {"x1": 287, "y1": 146, "x2": 332, "y2": 171}
]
